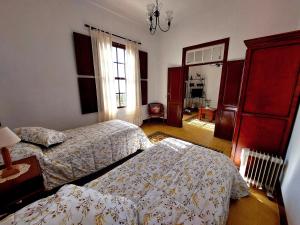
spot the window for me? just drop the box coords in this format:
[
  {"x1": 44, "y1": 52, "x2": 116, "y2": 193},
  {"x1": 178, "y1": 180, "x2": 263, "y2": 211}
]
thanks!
[{"x1": 112, "y1": 43, "x2": 126, "y2": 108}]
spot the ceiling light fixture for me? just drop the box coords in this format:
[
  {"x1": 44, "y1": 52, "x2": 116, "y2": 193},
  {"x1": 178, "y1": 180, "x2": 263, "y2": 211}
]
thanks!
[{"x1": 147, "y1": 0, "x2": 173, "y2": 34}]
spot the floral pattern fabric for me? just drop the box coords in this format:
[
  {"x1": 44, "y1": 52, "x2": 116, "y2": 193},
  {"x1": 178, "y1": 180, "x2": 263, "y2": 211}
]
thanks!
[
  {"x1": 1, "y1": 138, "x2": 248, "y2": 225},
  {"x1": 0, "y1": 184, "x2": 138, "y2": 225},
  {"x1": 1, "y1": 120, "x2": 152, "y2": 190},
  {"x1": 86, "y1": 138, "x2": 249, "y2": 225},
  {"x1": 15, "y1": 127, "x2": 67, "y2": 147}
]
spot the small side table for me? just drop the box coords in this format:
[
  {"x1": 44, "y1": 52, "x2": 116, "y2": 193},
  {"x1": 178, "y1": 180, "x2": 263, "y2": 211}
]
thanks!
[
  {"x1": 0, "y1": 156, "x2": 44, "y2": 217},
  {"x1": 198, "y1": 107, "x2": 217, "y2": 122}
]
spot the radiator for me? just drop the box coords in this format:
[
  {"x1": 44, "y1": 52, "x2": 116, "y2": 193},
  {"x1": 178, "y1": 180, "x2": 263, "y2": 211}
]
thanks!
[{"x1": 239, "y1": 148, "x2": 284, "y2": 197}]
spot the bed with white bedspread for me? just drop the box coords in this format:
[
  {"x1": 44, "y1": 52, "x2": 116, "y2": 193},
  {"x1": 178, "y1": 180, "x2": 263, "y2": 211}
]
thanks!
[
  {"x1": 0, "y1": 120, "x2": 152, "y2": 190},
  {"x1": 1, "y1": 138, "x2": 248, "y2": 225}
]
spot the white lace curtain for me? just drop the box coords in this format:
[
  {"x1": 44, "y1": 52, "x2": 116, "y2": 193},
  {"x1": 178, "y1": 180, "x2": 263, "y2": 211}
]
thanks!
[
  {"x1": 90, "y1": 29, "x2": 117, "y2": 122},
  {"x1": 90, "y1": 29, "x2": 142, "y2": 125},
  {"x1": 125, "y1": 41, "x2": 142, "y2": 126}
]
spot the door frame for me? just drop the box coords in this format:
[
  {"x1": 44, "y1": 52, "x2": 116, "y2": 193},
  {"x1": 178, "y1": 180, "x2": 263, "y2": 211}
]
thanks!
[{"x1": 181, "y1": 38, "x2": 230, "y2": 127}]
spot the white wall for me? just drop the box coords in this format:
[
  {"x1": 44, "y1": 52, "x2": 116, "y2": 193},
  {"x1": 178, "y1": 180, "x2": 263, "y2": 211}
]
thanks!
[
  {"x1": 0, "y1": 0, "x2": 160, "y2": 130},
  {"x1": 154, "y1": 0, "x2": 300, "y2": 107},
  {"x1": 188, "y1": 65, "x2": 222, "y2": 108},
  {"x1": 281, "y1": 106, "x2": 300, "y2": 225}
]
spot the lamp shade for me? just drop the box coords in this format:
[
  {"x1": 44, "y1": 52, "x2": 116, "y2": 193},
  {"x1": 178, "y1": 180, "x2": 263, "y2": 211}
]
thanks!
[{"x1": 0, "y1": 127, "x2": 21, "y2": 148}]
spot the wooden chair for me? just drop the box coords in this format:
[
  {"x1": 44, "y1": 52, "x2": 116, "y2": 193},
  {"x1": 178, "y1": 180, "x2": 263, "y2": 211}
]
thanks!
[{"x1": 148, "y1": 103, "x2": 165, "y2": 123}]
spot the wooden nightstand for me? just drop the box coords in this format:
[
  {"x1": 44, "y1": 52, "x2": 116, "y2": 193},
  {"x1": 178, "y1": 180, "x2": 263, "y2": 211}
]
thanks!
[{"x1": 0, "y1": 156, "x2": 44, "y2": 216}]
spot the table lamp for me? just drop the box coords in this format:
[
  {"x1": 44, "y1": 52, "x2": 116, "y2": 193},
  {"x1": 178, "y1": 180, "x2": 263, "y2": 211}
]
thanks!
[{"x1": 0, "y1": 127, "x2": 21, "y2": 178}]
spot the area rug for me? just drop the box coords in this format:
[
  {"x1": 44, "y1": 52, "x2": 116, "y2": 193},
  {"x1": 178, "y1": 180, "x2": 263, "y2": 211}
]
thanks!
[{"x1": 148, "y1": 131, "x2": 223, "y2": 153}]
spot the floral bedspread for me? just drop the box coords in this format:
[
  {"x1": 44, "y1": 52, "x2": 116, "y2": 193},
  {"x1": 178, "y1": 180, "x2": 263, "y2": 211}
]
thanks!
[
  {"x1": 1, "y1": 184, "x2": 138, "y2": 225},
  {"x1": 86, "y1": 138, "x2": 249, "y2": 225},
  {"x1": 0, "y1": 120, "x2": 152, "y2": 190},
  {"x1": 0, "y1": 138, "x2": 248, "y2": 225}
]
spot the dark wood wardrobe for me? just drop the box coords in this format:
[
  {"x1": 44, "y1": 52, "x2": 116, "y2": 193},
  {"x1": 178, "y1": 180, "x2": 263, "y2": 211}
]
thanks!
[{"x1": 231, "y1": 30, "x2": 300, "y2": 166}]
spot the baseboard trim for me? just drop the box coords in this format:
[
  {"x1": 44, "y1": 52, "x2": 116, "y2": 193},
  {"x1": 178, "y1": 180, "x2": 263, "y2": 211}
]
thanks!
[{"x1": 277, "y1": 184, "x2": 288, "y2": 225}]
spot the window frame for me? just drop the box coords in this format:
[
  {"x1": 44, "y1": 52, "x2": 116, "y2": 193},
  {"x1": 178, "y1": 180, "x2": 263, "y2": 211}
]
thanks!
[{"x1": 112, "y1": 42, "x2": 127, "y2": 108}]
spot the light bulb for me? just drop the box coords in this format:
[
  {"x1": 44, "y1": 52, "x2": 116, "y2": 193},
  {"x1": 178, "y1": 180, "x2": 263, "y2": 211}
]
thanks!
[
  {"x1": 147, "y1": 3, "x2": 155, "y2": 15},
  {"x1": 166, "y1": 10, "x2": 173, "y2": 21},
  {"x1": 157, "y1": 1, "x2": 163, "y2": 11}
]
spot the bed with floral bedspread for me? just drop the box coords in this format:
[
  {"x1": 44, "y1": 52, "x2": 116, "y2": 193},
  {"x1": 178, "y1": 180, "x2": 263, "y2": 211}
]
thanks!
[
  {"x1": 0, "y1": 120, "x2": 152, "y2": 190},
  {"x1": 85, "y1": 138, "x2": 249, "y2": 225},
  {"x1": 0, "y1": 138, "x2": 248, "y2": 225}
]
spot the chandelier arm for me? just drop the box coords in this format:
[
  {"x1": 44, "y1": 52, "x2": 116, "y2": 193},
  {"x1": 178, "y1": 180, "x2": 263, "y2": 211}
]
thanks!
[{"x1": 157, "y1": 16, "x2": 170, "y2": 32}]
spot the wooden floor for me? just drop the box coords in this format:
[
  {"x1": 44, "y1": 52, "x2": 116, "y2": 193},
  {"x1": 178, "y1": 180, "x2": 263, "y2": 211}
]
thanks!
[
  {"x1": 144, "y1": 114, "x2": 232, "y2": 156},
  {"x1": 141, "y1": 116, "x2": 280, "y2": 225}
]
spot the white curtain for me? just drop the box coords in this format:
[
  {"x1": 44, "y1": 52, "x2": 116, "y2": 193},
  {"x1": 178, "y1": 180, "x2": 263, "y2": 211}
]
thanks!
[
  {"x1": 125, "y1": 41, "x2": 142, "y2": 126},
  {"x1": 90, "y1": 29, "x2": 117, "y2": 122}
]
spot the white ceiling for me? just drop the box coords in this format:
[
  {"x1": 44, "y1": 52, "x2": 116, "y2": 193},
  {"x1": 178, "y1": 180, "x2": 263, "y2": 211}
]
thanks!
[{"x1": 87, "y1": 0, "x2": 217, "y2": 25}]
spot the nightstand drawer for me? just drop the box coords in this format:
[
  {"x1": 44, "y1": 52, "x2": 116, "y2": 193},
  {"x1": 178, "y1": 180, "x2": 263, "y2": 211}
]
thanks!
[
  {"x1": 0, "y1": 175, "x2": 44, "y2": 204},
  {"x1": 0, "y1": 156, "x2": 44, "y2": 215}
]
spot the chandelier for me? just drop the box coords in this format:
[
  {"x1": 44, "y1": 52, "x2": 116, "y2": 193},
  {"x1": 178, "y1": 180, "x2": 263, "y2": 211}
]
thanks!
[{"x1": 147, "y1": 0, "x2": 173, "y2": 34}]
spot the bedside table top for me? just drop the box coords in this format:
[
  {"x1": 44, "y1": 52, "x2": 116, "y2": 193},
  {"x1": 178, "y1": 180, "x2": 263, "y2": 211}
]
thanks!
[
  {"x1": 0, "y1": 156, "x2": 42, "y2": 191},
  {"x1": 0, "y1": 163, "x2": 31, "y2": 183}
]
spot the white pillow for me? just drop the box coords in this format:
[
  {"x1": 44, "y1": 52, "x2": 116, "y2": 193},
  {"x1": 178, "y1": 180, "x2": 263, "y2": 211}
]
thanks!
[
  {"x1": 15, "y1": 127, "x2": 66, "y2": 147},
  {"x1": 1, "y1": 184, "x2": 138, "y2": 225}
]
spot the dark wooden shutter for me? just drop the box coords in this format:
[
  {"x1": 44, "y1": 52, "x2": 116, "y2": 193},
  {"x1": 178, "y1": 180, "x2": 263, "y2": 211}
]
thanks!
[
  {"x1": 139, "y1": 51, "x2": 148, "y2": 79},
  {"x1": 139, "y1": 50, "x2": 148, "y2": 105},
  {"x1": 73, "y1": 32, "x2": 98, "y2": 114},
  {"x1": 141, "y1": 80, "x2": 148, "y2": 105},
  {"x1": 73, "y1": 32, "x2": 94, "y2": 75},
  {"x1": 77, "y1": 78, "x2": 98, "y2": 114}
]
